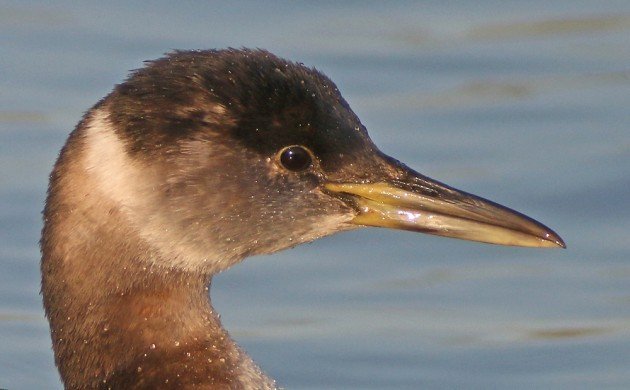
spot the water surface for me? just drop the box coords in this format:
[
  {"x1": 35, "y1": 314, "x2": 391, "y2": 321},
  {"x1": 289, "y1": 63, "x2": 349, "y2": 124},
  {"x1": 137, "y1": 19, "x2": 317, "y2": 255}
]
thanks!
[{"x1": 1, "y1": 1, "x2": 629, "y2": 388}]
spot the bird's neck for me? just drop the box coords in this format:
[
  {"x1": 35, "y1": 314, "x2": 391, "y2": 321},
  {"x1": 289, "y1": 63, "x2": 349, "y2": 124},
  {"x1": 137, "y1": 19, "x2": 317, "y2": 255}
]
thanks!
[{"x1": 41, "y1": 126, "x2": 275, "y2": 388}]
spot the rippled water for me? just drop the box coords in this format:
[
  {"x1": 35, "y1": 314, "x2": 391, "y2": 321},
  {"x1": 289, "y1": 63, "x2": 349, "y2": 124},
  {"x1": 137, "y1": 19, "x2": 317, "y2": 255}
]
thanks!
[{"x1": 1, "y1": 1, "x2": 629, "y2": 389}]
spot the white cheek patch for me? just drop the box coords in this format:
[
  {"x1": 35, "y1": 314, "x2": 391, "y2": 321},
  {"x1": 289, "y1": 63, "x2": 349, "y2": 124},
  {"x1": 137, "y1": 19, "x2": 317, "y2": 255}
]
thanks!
[
  {"x1": 82, "y1": 108, "x2": 227, "y2": 272},
  {"x1": 83, "y1": 109, "x2": 145, "y2": 210}
]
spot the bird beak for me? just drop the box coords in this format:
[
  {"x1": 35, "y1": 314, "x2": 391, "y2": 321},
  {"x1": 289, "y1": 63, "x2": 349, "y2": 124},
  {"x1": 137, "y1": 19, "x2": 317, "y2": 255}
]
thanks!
[{"x1": 324, "y1": 171, "x2": 565, "y2": 248}]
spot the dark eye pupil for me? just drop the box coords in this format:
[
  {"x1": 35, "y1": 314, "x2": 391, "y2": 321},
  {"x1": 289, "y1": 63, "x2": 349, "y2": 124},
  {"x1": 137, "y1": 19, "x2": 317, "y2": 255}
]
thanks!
[{"x1": 280, "y1": 146, "x2": 312, "y2": 171}]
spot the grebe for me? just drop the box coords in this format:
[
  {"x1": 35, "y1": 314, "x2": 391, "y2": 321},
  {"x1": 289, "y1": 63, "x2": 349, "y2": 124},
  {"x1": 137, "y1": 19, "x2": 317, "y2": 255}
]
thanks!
[{"x1": 41, "y1": 49, "x2": 564, "y2": 389}]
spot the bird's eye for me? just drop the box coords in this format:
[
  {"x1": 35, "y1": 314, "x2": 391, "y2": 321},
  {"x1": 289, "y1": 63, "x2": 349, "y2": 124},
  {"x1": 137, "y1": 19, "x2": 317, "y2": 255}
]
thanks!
[{"x1": 278, "y1": 145, "x2": 313, "y2": 172}]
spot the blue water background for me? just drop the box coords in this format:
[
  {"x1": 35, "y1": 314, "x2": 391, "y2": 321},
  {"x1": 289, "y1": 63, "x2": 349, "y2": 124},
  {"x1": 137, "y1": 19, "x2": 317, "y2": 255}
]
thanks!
[{"x1": 1, "y1": 1, "x2": 629, "y2": 388}]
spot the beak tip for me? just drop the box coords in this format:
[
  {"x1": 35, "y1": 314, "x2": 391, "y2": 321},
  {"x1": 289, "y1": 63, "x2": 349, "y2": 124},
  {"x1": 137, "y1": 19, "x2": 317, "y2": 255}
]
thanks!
[{"x1": 545, "y1": 231, "x2": 566, "y2": 249}]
